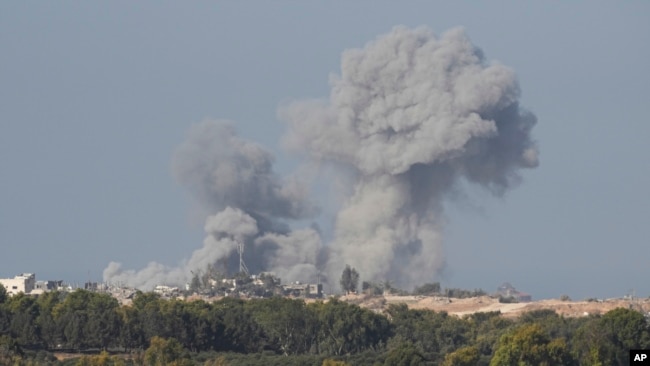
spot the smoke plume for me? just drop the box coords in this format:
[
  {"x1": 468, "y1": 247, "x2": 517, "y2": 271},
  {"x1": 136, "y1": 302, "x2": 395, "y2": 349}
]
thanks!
[
  {"x1": 104, "y1": 26, "x2": 537, "y2": 290},
  {"x1": 282, "y1": 26, "x2": 537, "y2": 287},
  {"x1": 104, "y1": 121, "x2": 321, "y2": 289}
]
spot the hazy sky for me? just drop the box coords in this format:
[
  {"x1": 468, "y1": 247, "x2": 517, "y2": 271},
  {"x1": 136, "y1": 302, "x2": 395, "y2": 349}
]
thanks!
[{"x1": 1, "y1": 2, "x2": 648, "y2": 300}]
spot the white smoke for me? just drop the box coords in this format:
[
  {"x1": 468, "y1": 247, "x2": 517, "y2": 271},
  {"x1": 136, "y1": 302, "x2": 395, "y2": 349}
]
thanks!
[{"x1": 104, "y1": 25, "x2": 538, "y2": 291}]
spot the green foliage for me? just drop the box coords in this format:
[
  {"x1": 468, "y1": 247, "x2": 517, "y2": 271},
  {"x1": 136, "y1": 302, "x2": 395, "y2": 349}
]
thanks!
[
  {"x1": 497, "y1": 296, "x2": 517, "y2": 304},
  {"x1": 2, "y1": 286, "x2": 650, "y2": 366},
  {"x1": 311, "y1": 298, "x2": 391, "y2": 356},
  {"x1": 361, "y1": 281, "x2": 383, "y2": 296},
  {"x1": 214, "y1": 297, "x2": 264, "y2": 353},
  {"x1": 0, "y1": 334, "x2": 23, "y2": 364},
  {"x1": 445, "y1": 288, "x2": 487, "y2": 299},
  {"x1": 6, "y1": 293, "x2": 41, "y2": 346},
  {"x1": 572, "y1": 308, "x2": 650, "y2": 365},
  {"x1": 387, "y1": 303, "x2": 472, "y2": 362},
  {"x1": 74, "y1": 350, "x2": 126, "y2": 366},
  {"x1": 339, "y1": 265, "x2": 359, "y2": 294},
  {"x1": 53, "y1": 290, "x2": 122, "y2": 350},
  {"x1": 322, "y1": 359, "x2": 350, "y2": 366},
  {"x1": 412, "y1": 282, "x2": 441, "y2": 296},
  {"x1": 490, "y1": 323, "x2": 573, "y2": 366},
  {"x1": 144, "y1": 336, "x2": 188, "y2": 366},
  {"x1": 247, "y1": 297, "x2": 316, "y2": 355},
  {"x1": 0, "y1": 284, "x2": 7, "y2": 304},
  {"x1": 441, "y1": 346, "x2": 479, "y2": 366},
  {"x1": 36, "y1": 291, "x2": 64, "y2": 349},
  {"x1": 464, "y1": 311, "x2": 513, "y2": 364},
  {"x1": 190, "y1": 274, "x2": 202, "y2": 293},
  {"x1": 383, "y1": 342, "x2": 426, "y2": 366}
]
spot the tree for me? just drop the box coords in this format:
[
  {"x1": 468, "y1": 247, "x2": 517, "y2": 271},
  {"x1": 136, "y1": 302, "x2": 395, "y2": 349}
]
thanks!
[
  {"x1": 313, "y1": 298, "x2": 390, "y2": 356},
  {"x1": 118, "y1": 305, "x2": 144, "y2": 351},
  {"x1": 441, "y1": 346, "x2": 479, "y2": 366},
  {"x1": 36, "y1": 290, "x2": 65, "y2": 349},
  {"x1": 190, "y1": 273, "x2": 202, "y2": 293},
  {"x1": 54, "y1": 289, "x2": 93, "y2": 350},
  {"x1": 212, "y1": 297, "x2": 264, "y2": 353},
  {"x1": 6, "y1": 293, "x2": 41, "y2": 347},
  {"x1": 600, "y1": 308, "x2": 650, "y2": 358},
  {"x1": 0, "y1": 335, "x2": 23, "y2": 365},
  {"x1": 322, "y1": 360, "x2": 350, "y2": 366},
  {"x1": 383, "y1": 342, "x2": 426, "y2": 366},
  {"x1": 132, "y1": 292, "x2": 166, "y2": 344},
  {"x1": 573, "y1": 308, "x2": 650, "y2": 366},
  {"x1": 339, "y1": 265, "x2": 359, "y2": 294},
  {"x1": 490, "y1": 323, "x2": 573, "y2": 366},
  {"x1": 0, "y1": 284, "x2": 7, "y2": 305},
  {"x1": 74, "y1": 350, "x2": 126, "y2": 366},
  {"x1": 386, "y1": 303, "x2": 473, "y2": 362},
  {"x1": 362, "y1": 281, "x2": 383, "y2": 296},
  {"x1": 144, "y1": 336, "x2": 188, "y2": 366},
  {"x1": 86, "y1": 293, "x2": 121, "y2": 350},
  {"x1": 247, "y1": 297, "x2": 316, "y2": 355},
  {"x1": 412, "y1": 282, "x2": 441, "y2": 296}
]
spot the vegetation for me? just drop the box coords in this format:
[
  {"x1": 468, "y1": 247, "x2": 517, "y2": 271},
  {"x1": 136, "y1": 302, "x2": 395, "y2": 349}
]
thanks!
[
  {"x1": 498, "y1": 296, "x2": 518, "y2": 304},
  {"x1": 412, "y1": 282, "x2": 441, "y2": 296},
  {"x1": 339, "y1": 265, "x2": 359, "y2": 294},
  {"x1": 0, "y1": 283, "x2": 649, "y2": 365}
]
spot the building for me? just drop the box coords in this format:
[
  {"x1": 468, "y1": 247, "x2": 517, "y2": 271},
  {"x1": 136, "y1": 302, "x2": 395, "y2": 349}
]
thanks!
[
  {"x1": 35, "y1": 280, "x2": 63, "y2": 291},
  {"x1": 0, "y1": 273, "x2": 36, "y2": 296},
  {"x1": 496, "y1": 282, "x2": 532, "y2": 303},
  {"x1": 154, "y1": 285, "x2": 181, "y2": 298},
  {"x1": 282, "y1": 282, "x2": 323, "y2": 298}
]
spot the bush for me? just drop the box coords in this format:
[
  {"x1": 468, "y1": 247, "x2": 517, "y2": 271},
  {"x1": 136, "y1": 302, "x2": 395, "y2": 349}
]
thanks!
[{"x1": 498, "y1": 296, "x2": 518, "y2": 304}]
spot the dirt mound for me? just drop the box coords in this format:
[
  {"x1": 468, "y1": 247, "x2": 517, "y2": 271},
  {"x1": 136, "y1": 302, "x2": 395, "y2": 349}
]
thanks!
[{"x1": 346, "y1": 294, "x2": 650, "y2": 318}]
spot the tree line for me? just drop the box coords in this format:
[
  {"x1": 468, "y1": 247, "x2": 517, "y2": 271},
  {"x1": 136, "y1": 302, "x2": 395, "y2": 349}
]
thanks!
[{"x1": 1, "y1": 284, "x2": 649, "y2": 365}]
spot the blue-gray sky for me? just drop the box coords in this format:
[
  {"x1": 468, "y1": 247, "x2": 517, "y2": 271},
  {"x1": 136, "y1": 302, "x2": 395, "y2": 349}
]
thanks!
[{"x1": 1, "y1": 2, "x2": 648, "y2": 300}]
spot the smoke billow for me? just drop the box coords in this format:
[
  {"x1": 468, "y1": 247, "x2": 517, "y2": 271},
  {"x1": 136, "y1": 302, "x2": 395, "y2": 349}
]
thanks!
[
  {"x1": 104, "y1": 26, "x2": 537, "y2": 290},
  {"x1": 104, "y1": 122, "x2": 321, "y2": 289},
  {"x1": 282, "y1": 26, "x2": 537, "y2": 287}
]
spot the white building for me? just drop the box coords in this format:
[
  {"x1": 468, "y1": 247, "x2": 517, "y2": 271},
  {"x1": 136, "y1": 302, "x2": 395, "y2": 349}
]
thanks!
[
  {"x1": 154, "y1": 285, "x2": 180, "y2": 298},
  {"x1": 0, "y1": 273, "x2": 36, "y2": 296}
]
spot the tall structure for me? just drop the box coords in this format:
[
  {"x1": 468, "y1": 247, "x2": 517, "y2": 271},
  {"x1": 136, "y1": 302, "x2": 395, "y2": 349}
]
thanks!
[{"x1": 238, "y1": 241, "x2": 249, "y2": 275}]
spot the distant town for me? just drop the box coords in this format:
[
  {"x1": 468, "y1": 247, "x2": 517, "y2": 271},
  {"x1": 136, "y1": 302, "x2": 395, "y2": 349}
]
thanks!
[
  {"x1": 0, "y1": 271, "x2": 541, "y2": 307},
  {"x1": 0, "y1": 271, "x2": 325, "y2": 305}
]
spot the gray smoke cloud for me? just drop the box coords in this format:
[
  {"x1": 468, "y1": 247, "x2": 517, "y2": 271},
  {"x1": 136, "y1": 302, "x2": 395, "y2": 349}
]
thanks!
[
  {"x1": 282, "y1": 26, "x2": 537, "y2": 287},
  {"x1": 171, "y1": 120, "x2": 318, "y2": 222},
  {"x1": 104, "y1": 25, "x2": 537, "y2": 291},
  {"x1": 103, "y1": 122, "x2": 321, "y2": 289},
  {"x1": 104, "y1": 207, "x2": 258, "y2": 289}
]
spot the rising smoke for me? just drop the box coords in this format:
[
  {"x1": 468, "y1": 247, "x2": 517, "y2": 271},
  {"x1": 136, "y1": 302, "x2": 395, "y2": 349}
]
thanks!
[
  {"x1": 104, "y1": 122, "x2": 322, "y2": 289},
  {"x1": 104, "y1": 26, "x2": 537, "y2": 290}
]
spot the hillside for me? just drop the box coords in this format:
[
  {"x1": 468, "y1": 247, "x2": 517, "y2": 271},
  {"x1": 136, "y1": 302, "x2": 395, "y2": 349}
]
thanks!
[{"x1": 340, "y1": 294, "x2": 650, "y2": 318}]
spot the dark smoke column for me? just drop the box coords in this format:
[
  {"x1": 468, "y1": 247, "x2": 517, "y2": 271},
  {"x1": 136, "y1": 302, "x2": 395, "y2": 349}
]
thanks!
[{"x1": 282, "y1": 26, "x2": 538, "y2": 288}]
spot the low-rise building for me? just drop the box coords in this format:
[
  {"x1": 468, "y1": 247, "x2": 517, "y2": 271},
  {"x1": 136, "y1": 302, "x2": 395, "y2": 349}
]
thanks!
[
  {"x1": 35, "y1": 280, "x2": 63, "y2": 291},
  {"x1": 282, "y1": 282, "x2": 323, "y2": 298},
  {"x1": 154, "y1": 285, "x2": 181, "y2": 298},
  {"x1": 496, "y1": 282, "x2": 532, "y2": 302},
  {"x1": 0, "y1": 273, "x2": 36, "y2": 296}
]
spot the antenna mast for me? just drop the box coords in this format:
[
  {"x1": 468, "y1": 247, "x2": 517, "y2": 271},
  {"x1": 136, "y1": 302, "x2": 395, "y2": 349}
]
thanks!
[{"x1": 238, "y1": 241, "x2": 249, "y2": 275}]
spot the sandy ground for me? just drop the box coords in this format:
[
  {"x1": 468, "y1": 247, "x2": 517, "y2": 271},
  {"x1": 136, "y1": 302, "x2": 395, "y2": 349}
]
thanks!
[{"x1": 341, "y1": 294, "x2": 650, "y2": 318}]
